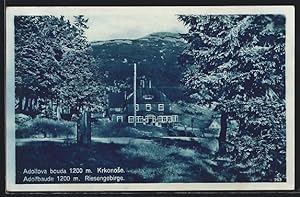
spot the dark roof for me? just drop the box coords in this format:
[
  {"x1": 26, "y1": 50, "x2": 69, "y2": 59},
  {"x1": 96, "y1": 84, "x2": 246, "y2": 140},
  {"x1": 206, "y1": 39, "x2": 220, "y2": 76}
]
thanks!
[
  {"x1": 109, "y1": 111, "x2": 124, "y2": 115},
  {"x1": 195, "y1": 115, "x2": 219, "y2": 129},
  {"x1": 108, "y1": 93, "x2": 125, "y2": 108},
  {"x1": 126, "y1": 111, "x2": 180, "y2": 116},
  {"x1": 127, "y1": 88, "x2": 170, "y2": 104},
  {"x1": 198, "y1": 120, "x2": 212, "y2": 129}
]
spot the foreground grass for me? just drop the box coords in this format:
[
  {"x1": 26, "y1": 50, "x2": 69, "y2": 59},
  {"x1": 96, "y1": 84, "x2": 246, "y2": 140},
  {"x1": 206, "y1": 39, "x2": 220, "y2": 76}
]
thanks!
[
  {"x1": 120, "y1": 140, "x2": 223, "y2": 182},
  {"x1": 16, "y1": 139, "x2": 225, "y2": 183}
]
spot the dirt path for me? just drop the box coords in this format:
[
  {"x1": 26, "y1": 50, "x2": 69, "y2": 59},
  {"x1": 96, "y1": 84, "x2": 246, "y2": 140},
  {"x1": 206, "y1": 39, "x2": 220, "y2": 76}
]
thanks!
[
  {"x1": 16, "y1": 136, "x2": 219, "y2": 152},
  {"x1": 15, "y1": 137, "x2": 152, "y2": 146}
]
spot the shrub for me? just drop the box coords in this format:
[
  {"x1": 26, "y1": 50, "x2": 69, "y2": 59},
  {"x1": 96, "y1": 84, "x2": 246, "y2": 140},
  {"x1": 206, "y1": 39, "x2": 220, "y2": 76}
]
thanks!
[
  {"x1": 16, "y1": 114, "x2": 35, "y2": 138},
  {"x1": 15, "y1": 113, "x2": 32, "y2": 125},
  {"x1": 16, "y1": 118, "x2": 75, "y2": 138},
  {"x1": 16, "y1": 125, "x2": 35, "y2": 138},
  {"x1": 219, "y1": 127, "x2": 286, "y2": 182}
]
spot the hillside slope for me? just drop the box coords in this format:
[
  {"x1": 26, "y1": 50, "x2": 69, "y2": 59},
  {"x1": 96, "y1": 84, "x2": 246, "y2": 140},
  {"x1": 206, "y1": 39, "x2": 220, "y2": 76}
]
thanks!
[{"x1": 91, "y1": 32, "x2": 186, "y2": 89}]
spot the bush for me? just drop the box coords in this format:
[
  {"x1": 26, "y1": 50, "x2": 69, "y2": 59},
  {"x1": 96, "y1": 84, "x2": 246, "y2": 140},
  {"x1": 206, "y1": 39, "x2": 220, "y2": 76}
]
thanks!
[
  {"x1": 15, "y1": 113, "x2": 32, "y2": 125},
  {"x1": 16, "y1": 125, "x2": 34, "y2": 138},
  {"x1": 219, "y1": 128, "x2": 286, "y2": 182},
  {"x1": 16, "y1": 118, "x2": 75, "y2": 138}
]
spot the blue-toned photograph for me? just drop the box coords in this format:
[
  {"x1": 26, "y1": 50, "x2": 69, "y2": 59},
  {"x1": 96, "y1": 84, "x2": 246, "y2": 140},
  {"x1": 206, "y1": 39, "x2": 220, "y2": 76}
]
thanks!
[{"x1": 12, "y1": 9, "x2": 288, "y2": 185}]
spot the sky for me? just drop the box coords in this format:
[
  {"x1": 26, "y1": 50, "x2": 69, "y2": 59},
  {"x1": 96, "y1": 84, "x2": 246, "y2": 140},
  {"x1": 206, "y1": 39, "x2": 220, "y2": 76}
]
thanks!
[
  {"x1": 8, "y1": 6, "x2": 292, "y2": 42},
  {"x1": 64, "y1": 8, "x2": 190, "y2": 41},
  {"x1": 82, "y1": 14, "x2": 187, "y2": 41}
]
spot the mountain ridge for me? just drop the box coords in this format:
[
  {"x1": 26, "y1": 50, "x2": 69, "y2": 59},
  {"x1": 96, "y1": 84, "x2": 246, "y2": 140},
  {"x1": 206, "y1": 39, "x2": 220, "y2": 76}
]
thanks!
[
  {"x1": 90, "y1": 31, "x2": 187, "y2": 100},
  {"x1": 90, "y1": 32, "x2": 185, "y2": 46}
]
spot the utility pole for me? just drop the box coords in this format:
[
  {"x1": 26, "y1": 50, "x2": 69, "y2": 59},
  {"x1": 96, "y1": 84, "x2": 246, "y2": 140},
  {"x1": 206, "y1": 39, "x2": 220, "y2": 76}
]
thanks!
[{"x1": 133, "y1": 63, "x2": 137, "y2": 127}]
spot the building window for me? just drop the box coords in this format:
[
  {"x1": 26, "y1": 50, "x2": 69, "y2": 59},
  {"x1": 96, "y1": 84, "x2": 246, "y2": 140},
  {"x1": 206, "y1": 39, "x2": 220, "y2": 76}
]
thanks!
[
  {"x1": 135, "y1": 104, "x2": 139, "y2": 111},
  {"x1": 140, "y1": 80, "x2": 145, "y2": 88},
  {"x1": 147, "y1": 115, "x2": 156, "y2": 123},
  {"x1": 146, "y1": 104, "x2": 151, "y2": 111},
  {"x1": 167, "y1": 116, "x2": 172, "y2": 122},
  {"x1": 137, "y1": 116, "x2": 144, "y2": 123},
  {"x1": 128, "y1": 116, "x2": 134, "y2": 123},
  {"x1": 157, "y1": 116, "x2": 162, "y2": 122},
  {"x1": 143, "y1": 95, "x2": 154, "y2": 100},
  {"x1": 173, "y1": 115, "x2": 178, "y2": 122},
  {"x1": 117, "y1": 116, "x2": 123, "y2": 123},
  {"x1": 158, "y1": 104, "x2": 164, "y2": 111},
  {"x1": 162, "y1": 116, "x2": 167, "y2": 123}
]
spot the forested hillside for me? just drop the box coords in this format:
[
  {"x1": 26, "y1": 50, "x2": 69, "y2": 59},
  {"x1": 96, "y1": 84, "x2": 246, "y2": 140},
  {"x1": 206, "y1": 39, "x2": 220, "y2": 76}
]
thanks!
[{"x1": 91, "y1": 32, "x2": 186, "y2": 90}]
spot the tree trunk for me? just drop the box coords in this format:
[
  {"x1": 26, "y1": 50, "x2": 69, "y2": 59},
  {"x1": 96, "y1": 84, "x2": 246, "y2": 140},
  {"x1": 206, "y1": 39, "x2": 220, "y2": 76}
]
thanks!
[
  {"x1": 31, "y1": 98, "x2": 35, "y2": 110},
  {"x1": 35, "y1": 97, "x2": 39, "y2": 110},
  {"x1": 49, "y1": 99, "x2": 53, "y2": 112},
  {"x1": 15, "y1": 96, "x2": 22, "y2": 111},
  {"x1": 239, "y1": 117, "x2": 246, "y2": 134},
  {"x1": 57, "y1": 100, "x2": 61, "y2": 120},
  {"x1": 53, "y1": 100, "x2": 57, "y2": 114},
  {"x1": 28, "y1": 97, "x2": 32, "y2": 112},
  {"x1": 23, "y1": 96, "x2": 29, "y2": 111},
  {"x1": 21, "y1": 97, "x2": 26, "y2": 111},
  {"x1": 218, "y1": 112, "x2": 228, "y2": 154}
]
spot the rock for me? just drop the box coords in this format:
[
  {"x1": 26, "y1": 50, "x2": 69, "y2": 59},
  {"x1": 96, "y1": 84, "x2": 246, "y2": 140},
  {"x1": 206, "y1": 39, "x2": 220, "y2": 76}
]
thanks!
[
  {"x1": 15, "y1": 114, "x2": 33, "y2": 128},
  {"x1": 15, "y1": 113, "x2": 32, "y2": 124}
]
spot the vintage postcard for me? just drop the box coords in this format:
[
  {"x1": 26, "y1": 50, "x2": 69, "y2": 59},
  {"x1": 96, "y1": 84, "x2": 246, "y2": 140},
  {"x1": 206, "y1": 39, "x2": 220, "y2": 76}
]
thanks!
[{"x1": 5, "y1": 6, "x2": 295, "y2": 192}]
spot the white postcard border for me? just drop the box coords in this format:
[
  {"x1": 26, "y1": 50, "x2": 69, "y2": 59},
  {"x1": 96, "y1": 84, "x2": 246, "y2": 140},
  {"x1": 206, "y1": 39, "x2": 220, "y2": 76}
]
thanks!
[{"x1": 6, "y1": 6, "x2": 295, "y2": 192}]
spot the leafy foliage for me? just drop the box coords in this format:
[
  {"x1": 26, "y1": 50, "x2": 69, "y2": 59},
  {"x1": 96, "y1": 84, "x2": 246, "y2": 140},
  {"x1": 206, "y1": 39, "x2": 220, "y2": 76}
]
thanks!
[
  {"x1": 16, "y1": 118, "x2": 75, "y2": 138},
  {"x1": 15, "y1": 15, "x2": 106, "y2": 117}
]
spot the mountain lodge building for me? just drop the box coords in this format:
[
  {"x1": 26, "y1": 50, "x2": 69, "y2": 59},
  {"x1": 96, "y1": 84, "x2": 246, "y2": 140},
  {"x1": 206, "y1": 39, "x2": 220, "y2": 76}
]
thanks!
[{"x1": 108, "y1": 78, "x2": 179, "y2": 127}]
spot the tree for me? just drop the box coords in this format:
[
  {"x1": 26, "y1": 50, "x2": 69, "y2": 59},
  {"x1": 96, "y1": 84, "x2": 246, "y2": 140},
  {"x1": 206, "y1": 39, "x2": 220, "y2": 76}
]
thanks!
[
  {"x1": 57, "y1": 15, "x2": 106, "y2": 117},
  {"x1": 15, "y1": 16, "x2": 64, "y2": 116},
  {"x1": 178, "y1": 15, "x2": 286, "y2": 181},
  {"x1": 15, "y1": 15, "x2": 106, "y2": 119}
]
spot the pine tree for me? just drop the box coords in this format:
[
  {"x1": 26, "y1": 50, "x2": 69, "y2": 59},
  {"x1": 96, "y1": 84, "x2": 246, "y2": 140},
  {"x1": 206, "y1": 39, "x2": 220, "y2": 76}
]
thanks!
[{"x1": 178, "y1": 14, "x2": 286, "y2": 181}]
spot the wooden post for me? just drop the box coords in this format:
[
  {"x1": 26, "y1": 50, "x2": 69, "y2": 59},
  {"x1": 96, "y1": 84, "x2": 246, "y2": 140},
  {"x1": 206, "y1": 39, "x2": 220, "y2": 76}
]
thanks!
[{"x1": 77, "y1": 111, "x2": 92, "y2": 144}]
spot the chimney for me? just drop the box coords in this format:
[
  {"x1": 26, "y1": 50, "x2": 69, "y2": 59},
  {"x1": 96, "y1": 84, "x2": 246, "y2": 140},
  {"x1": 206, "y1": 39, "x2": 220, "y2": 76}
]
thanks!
[
  {"x1": 133, "y1": 63, "x2": 137, "y2": 127},
  {"x1": 149, "y1": 80, "x2": 152, "y2": 88}
]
